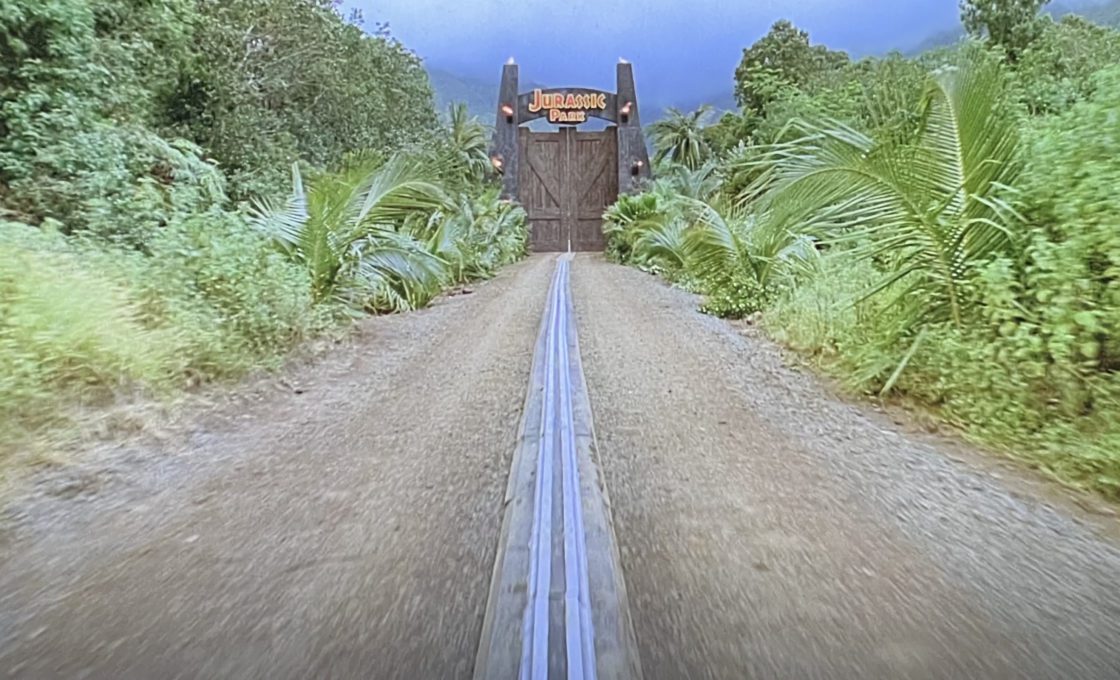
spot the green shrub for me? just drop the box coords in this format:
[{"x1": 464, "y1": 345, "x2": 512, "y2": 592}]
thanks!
[
  {"x1": 602, "y1": 192, "x2": 665, "y2": 264},
  {"x1": 764, "y1": 250, "x2": 1120, "y2": 498},
  {"x1": 136, "y1": 212, "x2": 326, "y2": 375},
  {"x1": 427, "y1": 188, "x2": 528, "y2": 283},
  {"x1": 163, "y1": 0, "x2": 438, "y2": 199},
  {"x1": 1017, "y1": 65, "x2": 1120, "y2": 371},
  {"x1": 0, "y1": 214, "x2": 324, "y2": 451},
  {"x1": 697, "y1": 268, "x2": 771, "y2": 319},
  {"x1": 0, "y1": 223, "x2": 178, "y2": 438},
  {"x1": 0, "y1": 0, "x2": 528, "y2": 472},
  {"x1": 1016, "y1": 16, "x2": 1120, "y2": 114}
]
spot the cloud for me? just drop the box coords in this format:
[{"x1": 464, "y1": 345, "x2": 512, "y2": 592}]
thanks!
[{"x1": 342, "y1": 0, "x2": 961, "y2": 105}]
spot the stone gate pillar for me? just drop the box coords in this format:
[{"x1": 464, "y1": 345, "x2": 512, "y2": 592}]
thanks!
[
  {"x1": 616, "y1": 61, "x2": 652, "y2": 194},
  {"x1": 492, "y1": 62, "x2": 520, "y2": 199}
]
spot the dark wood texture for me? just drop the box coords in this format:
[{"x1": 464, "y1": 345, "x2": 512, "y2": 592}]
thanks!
[
  {"x1": 520, "y1": 127, "x2": 618, "y2": 252},
  {"x1": 519, "y1": 127, "x2": 566, "y2": 252},
  {"x1": 571, "y1": 129, "x2": 618, "y2": 252}
]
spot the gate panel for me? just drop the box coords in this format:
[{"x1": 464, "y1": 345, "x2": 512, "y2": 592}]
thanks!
[
  {"x1": 571, "y1": 129, "x2": 618, "y2": 252},
  {"x1": 520, "y1": 127, "x2": 619, "y2": 252},
  {"x1": 519, "y1": 128, "x2": 566, "y2": 252}
]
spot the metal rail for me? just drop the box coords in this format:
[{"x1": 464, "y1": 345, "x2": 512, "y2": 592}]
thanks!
[
  {"x1": 520, "y1": 258, "x2": 597, "y2": 679},
  {"x1": 474, "y1": 255, "x2": 641, "y2": 680}
]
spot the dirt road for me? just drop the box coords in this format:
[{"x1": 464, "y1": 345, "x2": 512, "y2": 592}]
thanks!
[
  {"x1": 0, "y1": 255, "x2": 557, "y2": 679},
  {"x1": 571, "y1": 256, "x2": 1120, "y2": 679},
  {"x1": 2, "y1": 254, "x2": 1119, "y2": 679}
]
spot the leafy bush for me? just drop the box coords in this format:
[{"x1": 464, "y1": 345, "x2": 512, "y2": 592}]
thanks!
[
  {"x1": 254, "y1": 156, "x2": 527, "y2": 313},
  {"x1": 603, "y1": 192, "x2": 667, "y2": 265},
  {"x1": 251, "y1": 157, "x2": 450, "y2": 311},
  {"x1": 1016, "y1": 15, "x2": 1120, "y2": 113},
  {"x1": 602, "y1": 191, "x2": 811, "y2": 317},
  {"x1": 751, "y1": 48, "x2": 1023, "y2": 328},
  {"x1": 0, "y1": 224, "x2": 175, "y2": 443},
  {"x1": 163, "y1": 0, "x2": 438, "y2": 199},
  {"x1": 0, "y1": 0, "x2": 528, "y2": 468},
  {"x1": 138, "y1": 213, "x2": 326, "y2": 373},
  {"x1": 632, "y1": 28, "x2": 1120, "y2": 498},
  {"x1": 426, "y1": 188, "x2": 528, "y2": 283},
  {"x1": 697, "y1": 268, "x2": 771, "y2": 319},
  {"x1": 764, "y1": 250, "x2": 1120, "y2": 497}
]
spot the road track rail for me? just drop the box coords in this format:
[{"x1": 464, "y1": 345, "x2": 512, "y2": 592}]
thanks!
[{"x1": 474, "y1": 256, "x2": 642, "y2": 680}]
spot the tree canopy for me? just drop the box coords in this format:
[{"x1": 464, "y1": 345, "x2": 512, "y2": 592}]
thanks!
[
  {"x1": 960, "y1": 0, "x2": 1052, "y2": 60},
  {"x1": 733, "y1": 20, "x2": 850, "y2": 115}
]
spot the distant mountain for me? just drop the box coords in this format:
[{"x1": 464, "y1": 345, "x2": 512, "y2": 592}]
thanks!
[
  {"x1": 427, "y1": 66, "x2": 553, "y2": 125},
  {"x1": 427, "y1": 68, "x2": 498, "y2": 122},
  {"x1": 905, "y1": 26, "x2": 966, "y2": 56}
]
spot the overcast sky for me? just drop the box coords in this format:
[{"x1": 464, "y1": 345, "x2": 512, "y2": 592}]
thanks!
[{"x1": 341, "y1": 0, "x2": 964, "y2": 105}]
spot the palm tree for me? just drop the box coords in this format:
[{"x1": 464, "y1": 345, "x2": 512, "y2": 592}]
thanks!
[
  {"x1": 444, "y1": 103, "x2": 490, "y2": 184},
  {"x1": 747, "y1": 49, "x2": 1022, "y2": 327},
  {"x1": 649, "y1": 106, "x2": 713, "y2": 170},
  {"x1": 250, "y1": 155, "x2": 451, "y2": 312}
]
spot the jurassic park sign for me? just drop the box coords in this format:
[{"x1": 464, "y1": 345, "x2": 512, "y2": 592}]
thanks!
[{"x1": 528, "y1": 89, "x2": 607, "y2": 123}]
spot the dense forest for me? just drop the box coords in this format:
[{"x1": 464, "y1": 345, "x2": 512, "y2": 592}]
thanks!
[
  {"x1": 0, "y1": 0, "x2": 526, "y2": 458},
  {"x1": 613, "y1": 0, "x2": 1120, "y2": 498}
]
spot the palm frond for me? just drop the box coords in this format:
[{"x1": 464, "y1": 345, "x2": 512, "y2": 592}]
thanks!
[
  {"x1": 352, "y1": 155, "x2": 450, "y2": 230},
  {"x1": 744, "y1": 51, "x2": 1023, "y2": 327}
]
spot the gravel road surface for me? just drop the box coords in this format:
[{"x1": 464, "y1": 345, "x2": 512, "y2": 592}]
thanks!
[
  {"x1": 571, "y1": 255, "x2": 1120, "y2": 680},
  {"x1": 2, "y1": 253, "x2": 1119, "y2": 679},
  {"x1": 0, "y1": 255, "x2": 557, "y2": 679}
]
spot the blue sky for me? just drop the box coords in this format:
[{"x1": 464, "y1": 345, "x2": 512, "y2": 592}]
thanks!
[{"x1": 342, "y1": 0, "x2": 964, "y2": 105}]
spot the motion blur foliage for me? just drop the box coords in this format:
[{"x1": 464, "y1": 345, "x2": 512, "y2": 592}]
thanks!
[
  {"x1": 610, "y1": 12, "x2": 1120, "y2": 498},
  {"x1": 0, "y1": 0, "x2": 525, "y2": 463},
  {"x1": 0, "y1": 218, "x2": 324, "y2": 457},
  {"x1": 1015, "y1": 14, "x2": 1120, "y2": 113}
]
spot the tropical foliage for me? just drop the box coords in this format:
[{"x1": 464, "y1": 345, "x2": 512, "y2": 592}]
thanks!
[
  {"x1": 961, "y1": 0, "x2": 1051, "y2": 61},
  {"x1": 648, "y1": 107, "x2": 714, "y2": 170},
  {"x1": 0, "y1": 0, "x2": 524, "y2": 462},
  {"x1": 611, "y1": 11, "x2": 1120, "y2": 499},
  {"x1": 733, "y1": 20, "x2": 850, "y2": 116}
]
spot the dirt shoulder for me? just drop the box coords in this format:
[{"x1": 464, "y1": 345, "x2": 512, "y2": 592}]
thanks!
[{"x1": 0, "y1": 255, "x2": 556, "y2": 679}]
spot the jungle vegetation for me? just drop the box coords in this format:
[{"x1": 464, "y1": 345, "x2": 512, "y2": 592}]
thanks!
[
  {"x1": 616, "y1": 0, "x2": 1120, "y2": 499},
  {"x1": 0, "y1": 0, "x2": 526, "y2": 461}
]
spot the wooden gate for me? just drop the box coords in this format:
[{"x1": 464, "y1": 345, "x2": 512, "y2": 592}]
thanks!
[{"x1": 519, "y1": 126, "x2": 618, "y2": 252}]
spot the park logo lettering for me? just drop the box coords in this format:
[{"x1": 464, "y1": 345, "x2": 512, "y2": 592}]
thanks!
[{"x1": 528, "y1": 89, "x2": 607, "y2": 123}]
